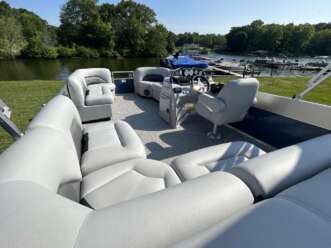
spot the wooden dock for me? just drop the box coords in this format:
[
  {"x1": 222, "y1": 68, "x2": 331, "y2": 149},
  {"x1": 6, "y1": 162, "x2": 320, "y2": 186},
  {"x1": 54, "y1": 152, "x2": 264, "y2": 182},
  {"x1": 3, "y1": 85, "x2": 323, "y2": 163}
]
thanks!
[{"x1": 208, "y1": 66, "x2": 242, "y2": 77}]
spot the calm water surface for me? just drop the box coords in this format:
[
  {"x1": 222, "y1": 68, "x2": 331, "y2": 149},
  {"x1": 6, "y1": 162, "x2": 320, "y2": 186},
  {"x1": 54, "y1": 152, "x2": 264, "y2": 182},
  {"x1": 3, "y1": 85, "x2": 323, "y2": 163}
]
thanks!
[
  {"x1": 0, "y1": 57, "x2": 159, "y2": 81},
  {"x1": 0, "y1": 54, "x2": 329, "y2": 81}
]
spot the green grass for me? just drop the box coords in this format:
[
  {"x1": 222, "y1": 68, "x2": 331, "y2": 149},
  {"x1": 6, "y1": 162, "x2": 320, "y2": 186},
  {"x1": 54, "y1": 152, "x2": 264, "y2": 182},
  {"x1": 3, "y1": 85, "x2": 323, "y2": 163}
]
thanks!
[
  {"x1": 0, "y1": 80, "x2": 64, "y2": 151},
  {"x1": 214, "y1": 76, "x2": 331, "y2": 106}
]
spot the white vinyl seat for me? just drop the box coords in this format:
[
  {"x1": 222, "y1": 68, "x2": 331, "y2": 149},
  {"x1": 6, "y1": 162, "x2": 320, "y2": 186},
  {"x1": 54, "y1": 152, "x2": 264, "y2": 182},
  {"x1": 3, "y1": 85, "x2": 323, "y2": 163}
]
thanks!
[
  {"x1": 172, "y1": 141, "x2": 265, "y2": 181},
  {"x1": 81, "y1": 120, "x2": 147, "y2": 175},
  {"x1": 196, "y1": 78, "x2": 259, "y2": 138},
  {"x1": 133, "y1": 67, "x2": 171, "y2": 101},
  {"x1": 3, "y1": 96, "x2": 331, "y2": 248},
  {"x1": 27, "y1": 95, "x2": 147, "y2": 176},
  {"x1": 81, "y1": 158, "x2": 181, "y2": 209},
  {"x1": 67, "y1": 68, "x2": 116, "y2": 122},
  {"x1": 173, "y1": 167, "x2": 331, "y2": 248}
]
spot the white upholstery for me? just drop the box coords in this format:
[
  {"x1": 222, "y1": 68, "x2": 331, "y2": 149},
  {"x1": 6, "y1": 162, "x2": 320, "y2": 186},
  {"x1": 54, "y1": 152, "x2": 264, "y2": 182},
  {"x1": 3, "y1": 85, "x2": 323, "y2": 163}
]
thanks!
[
  {"x1": 4, "y1": 91, "x2": 331, "y2": 247},
  {"x1": 172, "y1": 141, "x2": 265, "y2": 181},
  {"x1": 196, "y1": 78, "x2": 259, "y2": 128},
  {"x1": 81, "y1": 120, "x2": 147, "y2": 175},
  {"x1": 0, "y1": 182, "x2": 91, "y2": 248},
  {"x1": 82, "y1": 158, "x2": 181, "y2": 208},
  {"x1": 76, "y1": 172, "x2": 254, "y2": 248},
  {"x1": 67, "y1": 68, "x2": 115, "y2": 122},
  {"x1": 230, "y1": 133, "x2": 331, "y2": 198},
  {"x1": 28, "y1": 95, "x2": 147, "y2": 176},
  {"x1": 134, "y1": 67, "x2": 171, "y2": 101},
  {"x1": 28, "y1": 95, "x2": 83, "y2": 158},
  {"x1": 0, "y1": 127, "x2": 81, "y2": 194},
  {"x1": 173, "y1": 168, "x2": 331, "y2": 248}
]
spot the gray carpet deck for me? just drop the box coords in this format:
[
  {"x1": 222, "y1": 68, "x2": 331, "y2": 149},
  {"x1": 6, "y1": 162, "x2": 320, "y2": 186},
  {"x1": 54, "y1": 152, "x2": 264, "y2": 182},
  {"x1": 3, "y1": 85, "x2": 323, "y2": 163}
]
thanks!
[{"x1": 112, "y1": 93, "x2": 273, "y2": 164}]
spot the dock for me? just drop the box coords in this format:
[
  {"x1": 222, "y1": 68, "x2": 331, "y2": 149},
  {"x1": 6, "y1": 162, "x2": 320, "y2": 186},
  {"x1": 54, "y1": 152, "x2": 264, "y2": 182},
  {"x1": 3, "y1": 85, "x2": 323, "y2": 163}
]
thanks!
[{"x1": 208, "y1": 66, "x2": 242, "y2": 77}]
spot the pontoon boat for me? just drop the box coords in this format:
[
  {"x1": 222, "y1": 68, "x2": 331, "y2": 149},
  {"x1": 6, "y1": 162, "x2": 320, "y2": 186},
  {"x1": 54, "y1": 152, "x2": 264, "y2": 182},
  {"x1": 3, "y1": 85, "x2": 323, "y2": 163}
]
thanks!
[{"x1": 1, "y1": 64, "x2": 331, "y2": 247}]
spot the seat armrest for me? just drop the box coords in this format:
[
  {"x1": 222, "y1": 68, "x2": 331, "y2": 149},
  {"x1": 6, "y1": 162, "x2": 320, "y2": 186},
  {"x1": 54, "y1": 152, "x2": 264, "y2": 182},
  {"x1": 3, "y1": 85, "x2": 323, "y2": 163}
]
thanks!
[
  {"x1": 230, "y1": 134, "x2": 331, "y2": 199},
  {"x1": 198, "y1": 93, "x2": 226, "y2": 112},
  {"x1": 75, "y1": 172, "x2": 254, "y2": 248}
]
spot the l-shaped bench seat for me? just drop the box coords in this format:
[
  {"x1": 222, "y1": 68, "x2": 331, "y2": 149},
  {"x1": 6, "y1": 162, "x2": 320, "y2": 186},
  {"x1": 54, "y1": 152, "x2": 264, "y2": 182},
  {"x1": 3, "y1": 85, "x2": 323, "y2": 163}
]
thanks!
[
  {"x1": 26, "y1": 95, "x2": 181, "y2": 207},
  {"x1": 2, "y1": 94, "x2": 331, "y2": 247}
]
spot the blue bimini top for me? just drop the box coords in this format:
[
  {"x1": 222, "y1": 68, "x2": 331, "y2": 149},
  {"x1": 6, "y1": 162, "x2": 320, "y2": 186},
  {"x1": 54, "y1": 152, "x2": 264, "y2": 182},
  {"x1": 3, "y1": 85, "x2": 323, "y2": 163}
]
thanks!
[{"x1": 169, "y1": 56, "x2": 209, "y2": 69}]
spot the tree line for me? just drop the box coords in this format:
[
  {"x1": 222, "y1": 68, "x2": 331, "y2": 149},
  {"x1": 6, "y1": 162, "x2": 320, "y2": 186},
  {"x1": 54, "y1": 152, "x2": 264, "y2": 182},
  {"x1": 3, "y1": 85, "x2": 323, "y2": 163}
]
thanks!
[
  {"x1": 0, "y1": 0, "x2": 176, "y2": 59},
  {"x1": 0, "y1": 0, "x2": 330, "y2": 59},
  {"x1": 226, "y1": 20, "x2": 331, "y2": 56}
]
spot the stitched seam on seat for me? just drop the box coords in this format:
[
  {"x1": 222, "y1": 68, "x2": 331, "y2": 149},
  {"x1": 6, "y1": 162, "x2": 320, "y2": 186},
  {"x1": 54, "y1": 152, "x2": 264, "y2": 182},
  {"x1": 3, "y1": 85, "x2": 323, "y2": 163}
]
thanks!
[
  {"x1": 277, "y1": 196, "x2": 331, "y2": 225},
  {"x1": 83, "y1": 169, "x2": 133, "y2": 197}
]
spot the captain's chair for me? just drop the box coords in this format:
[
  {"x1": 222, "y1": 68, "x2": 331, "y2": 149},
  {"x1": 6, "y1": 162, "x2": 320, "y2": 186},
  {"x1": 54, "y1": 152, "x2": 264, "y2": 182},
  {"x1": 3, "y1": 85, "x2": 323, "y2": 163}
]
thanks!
[{"x1": 196, "y1": 78, "x2": 259, "y2": 138}]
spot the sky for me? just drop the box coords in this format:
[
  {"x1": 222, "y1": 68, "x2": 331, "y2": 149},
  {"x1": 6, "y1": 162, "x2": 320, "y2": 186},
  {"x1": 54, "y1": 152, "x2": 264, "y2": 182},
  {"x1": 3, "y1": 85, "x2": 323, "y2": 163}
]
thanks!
[{"x1": 6, "y1": 0, "x2": 331, "y2": 34}]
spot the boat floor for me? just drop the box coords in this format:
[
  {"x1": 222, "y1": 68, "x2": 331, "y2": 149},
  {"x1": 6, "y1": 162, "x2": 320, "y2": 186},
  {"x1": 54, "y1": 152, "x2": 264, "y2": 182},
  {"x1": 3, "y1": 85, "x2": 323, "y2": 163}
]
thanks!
[{"x1": 112, "y1": 93, "x2": 274, "y2": 164}]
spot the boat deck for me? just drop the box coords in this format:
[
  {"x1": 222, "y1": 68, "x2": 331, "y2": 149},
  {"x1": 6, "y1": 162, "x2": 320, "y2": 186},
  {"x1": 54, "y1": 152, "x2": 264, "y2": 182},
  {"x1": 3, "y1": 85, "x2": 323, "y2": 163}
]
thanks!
[{"x1": 112, "y1": 93, "x2": 274, "y2": 164}]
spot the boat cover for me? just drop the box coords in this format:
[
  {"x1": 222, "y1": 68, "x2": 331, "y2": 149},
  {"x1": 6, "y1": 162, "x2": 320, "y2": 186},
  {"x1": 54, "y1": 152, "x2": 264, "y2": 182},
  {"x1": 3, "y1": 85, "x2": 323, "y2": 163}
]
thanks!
[{"x1": 169, "y1": 56, "x2": 209, "y2": 69}]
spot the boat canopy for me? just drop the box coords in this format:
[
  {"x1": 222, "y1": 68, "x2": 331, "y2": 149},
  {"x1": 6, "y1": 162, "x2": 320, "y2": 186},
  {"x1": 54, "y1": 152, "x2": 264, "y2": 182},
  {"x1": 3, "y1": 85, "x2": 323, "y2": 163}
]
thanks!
[{"x1": 169, "y1": 56, "x2": 209, "y2": 69}]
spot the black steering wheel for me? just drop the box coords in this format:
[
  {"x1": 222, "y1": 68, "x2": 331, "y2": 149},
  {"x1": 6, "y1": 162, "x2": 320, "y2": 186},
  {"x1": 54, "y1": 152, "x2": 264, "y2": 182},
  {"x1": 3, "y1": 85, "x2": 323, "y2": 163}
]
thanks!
[{"x1": 191, "y1": 75, "x2": 210, "y2": 92}]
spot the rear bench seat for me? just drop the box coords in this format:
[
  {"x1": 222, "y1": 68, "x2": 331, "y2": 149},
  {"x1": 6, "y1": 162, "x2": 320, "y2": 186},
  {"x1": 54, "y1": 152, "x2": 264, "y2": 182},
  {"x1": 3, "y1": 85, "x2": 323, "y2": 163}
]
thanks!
[
  {"x1": 26, "y1": 95, "x2": 181, "y2": 207},
  {"x1": 0, "y1": 127, "x2": 254, "y2": 247}
]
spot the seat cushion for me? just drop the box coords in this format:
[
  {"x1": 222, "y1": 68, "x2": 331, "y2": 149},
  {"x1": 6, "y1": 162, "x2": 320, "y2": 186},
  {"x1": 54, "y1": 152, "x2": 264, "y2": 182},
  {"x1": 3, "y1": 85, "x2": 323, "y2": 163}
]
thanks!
[
  {"x1": 85, "y1": 85, "x2": 114, "y2": 106},
  {"x1": 81, "y1": 158, "x2": 181, "y2": 209},
  {"x1": 85, "y1": 94, "x2": 113, "y2": 106},
  {"x1": 88, "y1": 83, "x2": 115, "y2": 95},
  {"x1": 81, "y1": 120, "x2": 147, "y2": 175},
  {"x1": 172, "y1": 141, "x2": 265, "y2": 181}
]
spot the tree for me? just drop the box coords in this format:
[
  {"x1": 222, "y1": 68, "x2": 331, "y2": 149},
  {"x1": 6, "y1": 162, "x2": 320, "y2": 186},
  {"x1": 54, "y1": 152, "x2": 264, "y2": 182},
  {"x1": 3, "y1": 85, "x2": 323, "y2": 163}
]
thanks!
[
  {"x1": 59, "y1": 0, "x2": 114, "y2": 52},
  {"x1": 108, "y1": 0, "x2": 157, "y2": 56},
  {"x1": 287, "y1": 24, "x2": 314, "y2": 54},
  {"x1": 0, "y1": 16, "x2": 26, "y2": 58},
  {"x1": 144, "y1": 24, "x2": 169, "y2": 57},
  {"x1": 308, "y1": 29, "x2": 331, "y2": 55},
  {"x1": 227, "y1": 28, "x2": 249, "y2": 52},
  {"x1": 16, "y1": 9, "x2": 58, "y2": 57}
]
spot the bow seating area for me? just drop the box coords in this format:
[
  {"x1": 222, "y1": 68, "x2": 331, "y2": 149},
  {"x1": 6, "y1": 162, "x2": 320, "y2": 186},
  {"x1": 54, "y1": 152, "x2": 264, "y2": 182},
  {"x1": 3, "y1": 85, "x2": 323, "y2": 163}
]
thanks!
[{"x1": 2, "y1": 68, "x2": 331, "y2": 247}]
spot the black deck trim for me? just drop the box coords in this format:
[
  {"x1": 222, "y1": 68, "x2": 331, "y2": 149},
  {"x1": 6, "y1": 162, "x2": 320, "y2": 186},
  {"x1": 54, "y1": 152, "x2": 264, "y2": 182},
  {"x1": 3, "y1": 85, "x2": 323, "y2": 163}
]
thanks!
[{"x1": 231, "y1": 107, "x2": 331, "y2": 148}]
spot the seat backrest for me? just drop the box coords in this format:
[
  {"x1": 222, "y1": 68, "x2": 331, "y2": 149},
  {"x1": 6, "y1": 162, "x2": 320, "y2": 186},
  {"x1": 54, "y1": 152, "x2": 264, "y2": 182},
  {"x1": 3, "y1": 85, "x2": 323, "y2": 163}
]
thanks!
[
  {"x1": 0, "y1": 127, "x2": 82, "y2": 194},
  {"x1": 0, "y1": 127, "x2": 90, "y2": 247},
  {"x1": 230, "y1": 133, "x2": 331, "y2": 199},
  {"x1": 134, "y1": 67, "x2": 171, "y2": 83},
  {"x1": 27, "y1": 95, "x2": 83, "y2": 159},
  {"x1": 67, "y1": 68, "x2": 112, "y2": 107},
  {"x1": 78, "y1": 68, "x2": 112, "y2": 85},
  {"x1": 217, "y1": 78, "x2": 259, "y2": 123}
]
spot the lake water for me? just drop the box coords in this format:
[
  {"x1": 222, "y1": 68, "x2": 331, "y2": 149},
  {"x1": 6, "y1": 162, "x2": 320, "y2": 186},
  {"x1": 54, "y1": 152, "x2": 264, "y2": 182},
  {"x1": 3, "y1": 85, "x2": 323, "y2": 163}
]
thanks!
[
  {"x1": 0, "y1": 54, "x2": 329, "y2": 81},
  {"x1": 0, "y1": 57, "x2": 159, "y2": 81}
]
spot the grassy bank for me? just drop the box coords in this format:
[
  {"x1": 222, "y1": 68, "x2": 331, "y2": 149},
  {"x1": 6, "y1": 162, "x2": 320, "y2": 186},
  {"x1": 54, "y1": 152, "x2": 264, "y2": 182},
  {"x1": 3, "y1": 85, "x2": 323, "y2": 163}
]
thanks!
[
  {"x1": 214, "y1": 76, "x2": 331, "y2": 106},
  {"x1": 0, "y1": 80, "x2": 64, "y2": 151},
  {"x1": 0, "y1": 76, "x2": 331, "y2": 151}
]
